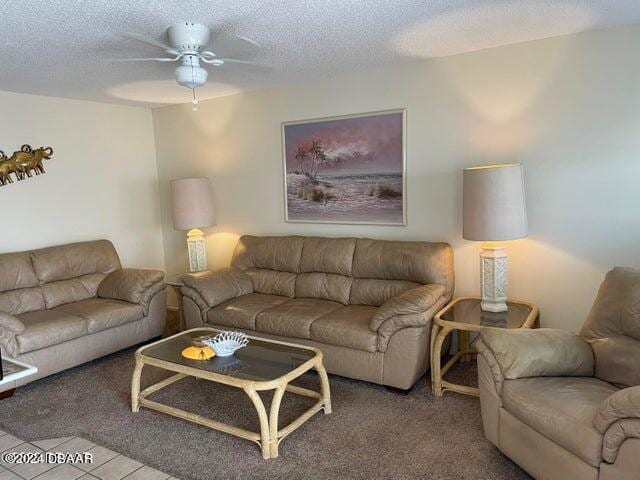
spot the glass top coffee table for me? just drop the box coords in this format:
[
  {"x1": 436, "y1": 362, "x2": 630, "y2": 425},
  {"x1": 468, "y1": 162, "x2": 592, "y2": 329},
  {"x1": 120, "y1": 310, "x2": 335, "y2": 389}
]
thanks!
[{"x1": 131, "y1": 328, "x2": 331, "y2": 459}]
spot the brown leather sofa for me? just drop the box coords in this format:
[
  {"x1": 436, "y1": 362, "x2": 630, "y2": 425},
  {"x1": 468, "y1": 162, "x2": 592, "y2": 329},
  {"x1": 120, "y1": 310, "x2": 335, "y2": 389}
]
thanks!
[
  {"x1": 477, "y1": 267, "x2": 640, "y2": 480},
  {"x1": 181, "y1": 235, "x2": 454, "y2": 389},
  {"x1": 0, "y1": 240, "x2": 166, "y2": 391}
]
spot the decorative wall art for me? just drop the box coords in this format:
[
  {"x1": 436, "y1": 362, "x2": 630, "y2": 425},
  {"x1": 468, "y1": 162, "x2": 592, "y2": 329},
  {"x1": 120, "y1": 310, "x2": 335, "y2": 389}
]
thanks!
[
  {"x1": 282, "y1": 109, "x2": 406, "y2": 225},
  {"x1": 0, "y1": 144, "x2": 54, "y2": 187}
]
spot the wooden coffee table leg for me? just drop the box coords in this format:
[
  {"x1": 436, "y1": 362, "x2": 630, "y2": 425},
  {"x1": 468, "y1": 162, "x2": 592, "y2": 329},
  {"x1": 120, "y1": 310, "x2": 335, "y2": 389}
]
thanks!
[
  {"x1": 131, "y1": 357, "x2": 144, "y2": 413},
  {"x1": 245, "y1": 387, "x2": 271, "y2": 459},
  {"x1": 0, "y1": 388, "x2": 16, "y2": 399},
  {"x1": 315, "y1": 362, "x2": 332, "y2": 414},
  {"x1": 269, "y1": 385, "x2": 286, "y2": 458}
]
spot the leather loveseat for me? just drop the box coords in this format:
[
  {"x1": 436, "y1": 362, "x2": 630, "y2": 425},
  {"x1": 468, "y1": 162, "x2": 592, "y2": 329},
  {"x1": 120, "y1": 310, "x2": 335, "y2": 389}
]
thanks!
[
  {"x1": 476, "y1": 267, "x2": 640, "y2": 480},
  {"x1": 181, "y1": 235, "x2": 454, "y2": 389},
  {"x1": 0, "y1": 240, "x2": 166, "y2": 391}
]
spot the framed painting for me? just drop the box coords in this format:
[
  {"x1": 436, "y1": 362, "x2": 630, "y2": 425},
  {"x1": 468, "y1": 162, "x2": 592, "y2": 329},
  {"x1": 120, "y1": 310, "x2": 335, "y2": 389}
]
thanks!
[{"x1": 282, "y1": 109, "x2": 406, "y2": 225}]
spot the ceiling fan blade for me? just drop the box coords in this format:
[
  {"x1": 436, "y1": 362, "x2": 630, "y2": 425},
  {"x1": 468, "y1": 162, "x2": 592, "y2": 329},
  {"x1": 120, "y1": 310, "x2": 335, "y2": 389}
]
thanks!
[
  {"x1": 106, "y1": 56, "x2": 180, "y2": 62},
  {"x1": 206, "y1": 58, "x2": 272, "y2": 72},
  {"x1": 210, "y1": 34, "x2": 263, "y2": 58},
  {"x1": 123, "y1": 33, "x2": 179, "y2": 54}
]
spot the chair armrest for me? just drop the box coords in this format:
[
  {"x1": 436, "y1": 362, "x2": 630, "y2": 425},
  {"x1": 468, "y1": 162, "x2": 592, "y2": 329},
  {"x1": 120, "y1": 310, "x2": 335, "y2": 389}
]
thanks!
[
  {"x1": 0, "y1": 311, "x2": 25, "y2": 357},
  {"x1": 594, "y1": 386, "x2": 640, "y2": 432},
  {"x1": 594, "y1": 386, "x2": 640, "y2": 463},
  {"x1": 479, "y1": 327, "x2": 594, "y2": 380},
  {"x1": 371, "y1": 284, "x2": 446, "y2": 331},
  {"x1": 374, "y1": 287, "x2": 447, "y2": 352},
  {"x1": 181, "y1": 268, "x2": 253, "y2": 310},
  {"x1": 98, "y1": 268, "x2": 165, "y2": 315}
]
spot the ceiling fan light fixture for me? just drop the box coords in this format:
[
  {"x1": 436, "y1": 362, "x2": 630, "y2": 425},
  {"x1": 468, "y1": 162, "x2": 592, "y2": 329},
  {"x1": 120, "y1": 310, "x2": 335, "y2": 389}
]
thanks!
[{"x1": 175, "y1": 64, "x2": 208, "y2": 88}]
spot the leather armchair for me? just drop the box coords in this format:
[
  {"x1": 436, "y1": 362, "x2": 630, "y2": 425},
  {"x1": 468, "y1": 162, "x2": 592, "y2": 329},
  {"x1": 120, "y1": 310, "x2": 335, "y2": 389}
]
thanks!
[{"x1": 477, "y1": 267, "x2": 640, "y2": 480}]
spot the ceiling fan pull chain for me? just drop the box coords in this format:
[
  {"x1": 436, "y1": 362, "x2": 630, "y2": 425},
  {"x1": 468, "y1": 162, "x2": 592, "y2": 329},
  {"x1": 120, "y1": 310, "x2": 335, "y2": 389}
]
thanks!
[{"x1": 190, "y1": 56, "x2": 198, "y2": 112}]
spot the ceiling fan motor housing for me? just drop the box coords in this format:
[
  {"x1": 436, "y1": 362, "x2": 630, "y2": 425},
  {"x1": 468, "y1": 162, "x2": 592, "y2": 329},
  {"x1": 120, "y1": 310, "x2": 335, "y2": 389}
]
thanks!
[{"x1": 167, "y1": 23, "x2": 211, "y2": 53}]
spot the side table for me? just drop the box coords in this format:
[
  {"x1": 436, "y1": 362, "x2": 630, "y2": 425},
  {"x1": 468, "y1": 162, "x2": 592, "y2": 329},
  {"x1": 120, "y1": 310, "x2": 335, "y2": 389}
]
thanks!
[
  {"x1": 166, "y1": 271, "x2": 210, "y2": 331},
  {"x1": 430, "y1": 296, "x2": 539, "y2": 397}
]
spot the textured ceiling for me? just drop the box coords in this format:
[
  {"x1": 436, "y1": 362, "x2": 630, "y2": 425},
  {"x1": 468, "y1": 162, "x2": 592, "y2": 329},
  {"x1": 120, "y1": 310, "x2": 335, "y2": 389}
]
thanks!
[{"x1": 1, "y1": 1, "x2": 640, "y2": 108}]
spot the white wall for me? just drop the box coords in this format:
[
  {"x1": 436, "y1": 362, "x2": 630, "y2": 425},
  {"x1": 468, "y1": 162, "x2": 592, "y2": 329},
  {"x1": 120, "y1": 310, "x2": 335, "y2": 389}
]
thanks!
[
  {"x1": 0, "y1": 91, "x2": 165, "y2": 269},
  {"x1": 153, "y1": 25, "x2": 640, "y2": 331}
]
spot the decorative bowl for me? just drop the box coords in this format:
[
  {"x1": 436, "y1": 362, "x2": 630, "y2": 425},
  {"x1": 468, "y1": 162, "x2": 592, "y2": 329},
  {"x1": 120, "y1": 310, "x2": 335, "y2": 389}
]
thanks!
[{"x1": 202, "y1": 331, "x2": 249, "y2": 357}]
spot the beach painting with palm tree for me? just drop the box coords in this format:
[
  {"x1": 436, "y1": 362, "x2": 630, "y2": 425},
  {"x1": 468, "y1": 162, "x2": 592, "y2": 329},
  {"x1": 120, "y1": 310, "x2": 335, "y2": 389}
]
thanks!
[{"x1": 282, "y1": 109, "x2": 406, "y2": 225}]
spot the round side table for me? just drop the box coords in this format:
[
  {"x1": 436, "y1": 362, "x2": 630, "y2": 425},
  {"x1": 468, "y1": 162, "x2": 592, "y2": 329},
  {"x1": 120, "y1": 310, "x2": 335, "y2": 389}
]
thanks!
[{"x1": 430, "y1": 296, "x2": 539, "y2": 397}]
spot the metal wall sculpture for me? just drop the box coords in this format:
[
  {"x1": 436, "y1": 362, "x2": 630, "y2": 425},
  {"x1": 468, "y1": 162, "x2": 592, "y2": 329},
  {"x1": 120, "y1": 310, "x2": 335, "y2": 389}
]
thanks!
[{"x1": 0, "y1": 145, "x2": 54, "y2": 186}]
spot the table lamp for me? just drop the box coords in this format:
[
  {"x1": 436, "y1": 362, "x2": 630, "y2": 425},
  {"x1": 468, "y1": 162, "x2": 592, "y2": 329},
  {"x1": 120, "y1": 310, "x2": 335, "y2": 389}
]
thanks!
[
  {"x1": 463, "y1": 164, "x2": 528, "y2": 312},
  {"x1": 170, "y1": 177, "x2": 216, "y2": 272}
]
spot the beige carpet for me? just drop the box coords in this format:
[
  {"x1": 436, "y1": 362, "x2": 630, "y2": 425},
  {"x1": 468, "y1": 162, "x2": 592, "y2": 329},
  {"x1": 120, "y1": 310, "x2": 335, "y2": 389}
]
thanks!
[{"x1": 0, "y1": 347, "x2": 529, "y2": 480}]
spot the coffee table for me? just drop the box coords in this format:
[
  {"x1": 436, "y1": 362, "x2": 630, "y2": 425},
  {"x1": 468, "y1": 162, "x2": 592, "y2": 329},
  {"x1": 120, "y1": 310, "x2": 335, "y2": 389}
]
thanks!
[
  {"x1": 0, "y1": 357, "x2": 38, "y2": 399},
  {"x1": 131, "y1": 328, "x2": 331, "y2": 459}
]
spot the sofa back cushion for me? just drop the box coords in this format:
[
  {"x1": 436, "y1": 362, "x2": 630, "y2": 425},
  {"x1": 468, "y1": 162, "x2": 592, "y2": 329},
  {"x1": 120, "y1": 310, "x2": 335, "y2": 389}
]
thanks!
[
  {"x1": 0, "y1": 252, "x2": 39, "y2": 293},
  {"x1": 352, "y1": 239, "x2": 454, "y2": 300},
  {"x1": 0, "y1": 251, "x2": 44, "y2": 314},
  {"x1": 30, "y1": 240, "x2": 121, "y2": 283},
  {"x1": 231, "y1": 236, "x2": 303, "y2": 273},
  {"x1": 230, "y1": 235, "x2": 454, "y2": 307},
  {"x1": 0, "y1": 240, "x2": 121, "y2": 314},
  {"x1": 580, "y1": 267, "x2": 640, "y2": 387}
]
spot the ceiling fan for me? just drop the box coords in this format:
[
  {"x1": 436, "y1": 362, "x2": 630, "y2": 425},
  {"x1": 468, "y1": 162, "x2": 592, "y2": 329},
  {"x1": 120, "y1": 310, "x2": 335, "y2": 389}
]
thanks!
[{"x1": 112, "y1": 23, "x2": 270, "y2": 110}]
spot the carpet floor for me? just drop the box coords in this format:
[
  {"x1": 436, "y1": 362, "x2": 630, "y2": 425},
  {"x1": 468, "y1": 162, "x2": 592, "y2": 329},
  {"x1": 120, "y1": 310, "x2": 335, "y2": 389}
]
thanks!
[{"x1": 1, "y1": 347, "x2": 529, "y2": 480}]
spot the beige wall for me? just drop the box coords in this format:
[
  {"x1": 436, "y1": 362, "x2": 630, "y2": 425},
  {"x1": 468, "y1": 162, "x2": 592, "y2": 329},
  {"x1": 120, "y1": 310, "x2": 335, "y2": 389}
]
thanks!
[
  {"x1": 0, "y1": 91, "x2": 165, "y2": 269},
  {"x1": 153, "y1": 25, "x2": 640, "y2": 331}
]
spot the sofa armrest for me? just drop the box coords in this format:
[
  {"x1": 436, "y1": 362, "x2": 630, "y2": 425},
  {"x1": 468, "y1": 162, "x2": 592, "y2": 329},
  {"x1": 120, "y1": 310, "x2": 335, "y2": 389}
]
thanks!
[
  {"x1": 594, "y1": 386, "x2": 640, "y2": 463},
  {"x1": 181, "y1": 268, "x2": 253, "y2": 311},
  {"x1": 479, "y1": 327, "x2": 595, "y2": 380},
  {"x1": 371, "y1": 284, "x2": 446, "y2": 331},
  {"x1": 376, "y1": 292, "x2": 447, "y2": 352},
  {"x1": 98, "y1": 268, "x2": 165, "y2": 315},
  {"x1": 0, "y1": 311, "x2": 25, "y2": 357}
]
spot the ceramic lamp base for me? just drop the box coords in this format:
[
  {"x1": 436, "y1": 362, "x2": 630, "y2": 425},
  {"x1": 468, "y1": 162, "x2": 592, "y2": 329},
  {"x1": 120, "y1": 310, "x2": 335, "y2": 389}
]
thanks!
[
  {"x1": 187, "y1": 228, "x2": 207, "y2": 272},
  {"x1": 480, "y1": 243, "x2": 508, "y2": 313}
]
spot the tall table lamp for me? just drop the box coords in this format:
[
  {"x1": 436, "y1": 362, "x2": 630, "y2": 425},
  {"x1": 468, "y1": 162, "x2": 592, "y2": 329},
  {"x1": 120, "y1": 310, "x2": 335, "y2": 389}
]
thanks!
[
  {"x1": 463, "y1": 164, "x2": 528, "y2": 312},
  {"x1": 170, "y1": 177, "x2": 216, "y2": 272}
]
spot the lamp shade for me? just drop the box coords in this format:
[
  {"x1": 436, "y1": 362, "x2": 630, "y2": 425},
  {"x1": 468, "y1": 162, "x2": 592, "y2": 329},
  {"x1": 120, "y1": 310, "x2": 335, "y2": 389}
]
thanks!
[
  {"x1": 463, "y1": 164, "x2": 528, "y2": 241},
  {"x1": 170, "y1": 177, "x2": 216, "y2": 230}
]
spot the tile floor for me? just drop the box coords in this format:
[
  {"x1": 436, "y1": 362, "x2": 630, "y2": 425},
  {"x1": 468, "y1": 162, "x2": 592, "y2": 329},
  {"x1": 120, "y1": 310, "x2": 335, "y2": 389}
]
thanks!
[{"x1": 0, "y1": 430, "x2": 179, "y2": 480}]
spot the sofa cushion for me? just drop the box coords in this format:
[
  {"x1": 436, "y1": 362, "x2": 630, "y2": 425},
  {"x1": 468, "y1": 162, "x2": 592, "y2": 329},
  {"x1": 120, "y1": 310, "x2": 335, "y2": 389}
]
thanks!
[
  {"x1": 30, "y1": 239, "x2": 121, "y2": 283},
  {"x1": 231, "y1": 235, "x2": 304, "y2": 273},
  {"x1": 0, "y1": 252, "x2": 38, "y2": 293},
  {"x1": 352, "y1": 238, "x2": 455, "y2": 299},
  {"x1": 299, "y1": 237, "x2": 356, "y2": 275},
  {"x1": 349, "y1": 278, "x2": 421, "y2": 307},
  {"x1": 207, "y1": 293, "x2": 289, "y2": 330},
  {"x1": 310, "y1": 305, "x2": 378, "y2": 352},
  {"x1": 256, "y1": 298, "x2": 342, "y2": 339},
  {"x1": 245, "y1": 268, "x2": 296, "y2": 297},
  {"x1": 502, "y1": 376, "x2": 618, "y2": 467},
  {"x1": 40, "y1": 273, "x2": 106, "y2": 309},
  {"x1": 0, "y1": 288, "x2": 46, "y2": 315},
  {"x1": 295, "y1": 273, "x2": 352, "y2": 305},
  {"x1": 55, "y1": 298, "x2": 143, "y2": 333},
  {"x1": 16, "y1": 310, "x2": 88, "y2": 353}
]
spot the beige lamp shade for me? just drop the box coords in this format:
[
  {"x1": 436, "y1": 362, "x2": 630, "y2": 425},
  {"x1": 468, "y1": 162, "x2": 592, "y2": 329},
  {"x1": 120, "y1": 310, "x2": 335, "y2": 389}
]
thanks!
[
  {"x1": 463, "y1": 164, "x2": 528, "y2": 241},
  {"x1": 170, "y1": 177, "x2": 216, "y2": 230}
]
